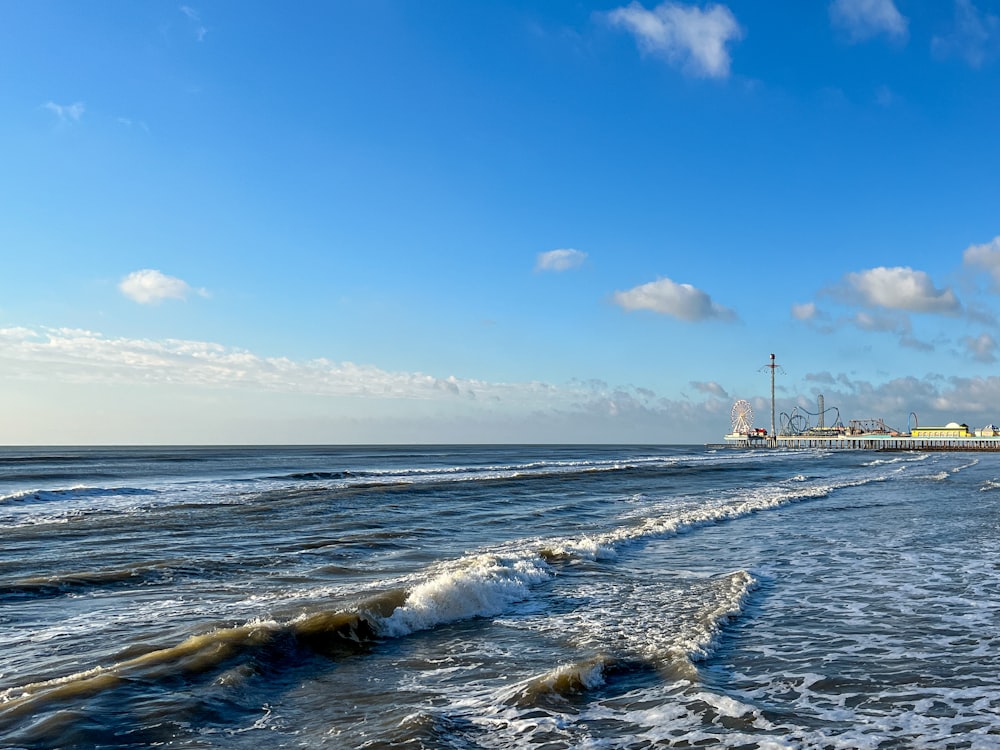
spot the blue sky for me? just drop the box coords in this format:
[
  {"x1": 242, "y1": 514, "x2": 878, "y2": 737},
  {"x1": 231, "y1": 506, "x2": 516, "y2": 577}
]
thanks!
[{"x1": 2, "y1": 0, "x2": 1000, "y2": 444}]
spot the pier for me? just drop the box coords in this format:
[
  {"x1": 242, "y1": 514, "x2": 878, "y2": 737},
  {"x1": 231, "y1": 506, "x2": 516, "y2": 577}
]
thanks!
[
  {"x1": 711, "y1": 435, "x2": 1000, "y2": 452},
  {"x1": 718, "y1": 353, "x2": 1000, "y2": 452}
]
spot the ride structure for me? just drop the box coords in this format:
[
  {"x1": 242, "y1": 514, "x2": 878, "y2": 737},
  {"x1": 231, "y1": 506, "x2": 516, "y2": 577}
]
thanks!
[
  {"x1": 716, "y1": 352, "x2": 1000, "y2": 451},
  {"x1": 726, "y1": 399, "x2": 767, "y2": 443},
  {"x1": 778, "y1": 397, "x2": 844, "y2": 437},
  {"x1": 760, "y1": 354, "x2": 783, "y2": 439}
]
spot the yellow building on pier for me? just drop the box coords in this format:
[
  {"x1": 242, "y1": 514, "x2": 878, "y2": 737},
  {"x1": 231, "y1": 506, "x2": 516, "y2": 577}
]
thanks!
[{"x1": 911, "y1": 422, "x2": 971, "y2": 438}]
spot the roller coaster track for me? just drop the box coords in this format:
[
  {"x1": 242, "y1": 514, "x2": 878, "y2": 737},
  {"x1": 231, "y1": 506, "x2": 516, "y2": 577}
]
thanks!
[{"x1": 779, "y1": 405, "x2": 844, "y2": 436}]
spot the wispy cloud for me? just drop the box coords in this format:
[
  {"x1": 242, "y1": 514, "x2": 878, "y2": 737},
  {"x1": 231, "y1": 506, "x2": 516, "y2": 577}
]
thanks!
[
  {"x1": 613, "y1": 277, "x2": 737, "y2": 321},
  {"x1": 843, "y1": 309, "x2": 935, "y2": 350},
  {"x1": 829, "y1": 0, "x2": 908, "y2": 43},
  {"x1": 119, "y1": 269, "x2": 207, "y2": 305},
  {"x1": 842, "y1": 266, "x2": 961, "y2": 314},
  {"x1": 605, "y1": 1, "x2": 743, "y2": 79},
  {"x1": 791, "y1": 302, "x2": 819, "y2": 321},
  {"x1": 180, "y1": 5, "x2": 208, "y2": 42},
  {"x1": 963, "y1": 332, "x2": 998, "y2": 363},
  {"x1": 536, "y1": 248, "x2": 588, "y2": 272},
  {"x1": 932, "y1": 0, "x2": 999, "y2": 68},
  {"x1": 44, "y1": 101, "x2": 85, "y2": 122},
  {"x1": 117, "y1": 117, "x2": 150, "y2": 132},
  {"x1": 900, "y1": 335, "x2": 936, "y2": 352},
  {"x1": 852, "y1": 309, "x2": 908, "y2": 333},
  {"x1": 691, "y1": 380, "x2": 728, "y2": 398}
]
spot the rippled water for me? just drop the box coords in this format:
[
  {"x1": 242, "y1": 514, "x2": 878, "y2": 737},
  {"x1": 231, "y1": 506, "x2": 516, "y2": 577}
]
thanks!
[{"x1": 1, "y1": 445, "x2": 998, "y2": 748}]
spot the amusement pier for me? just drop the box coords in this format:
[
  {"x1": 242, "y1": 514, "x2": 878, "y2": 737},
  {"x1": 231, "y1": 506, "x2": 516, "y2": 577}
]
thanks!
[{"x1": 712, "y1": 354, "x2": 1000, "y2": 452}]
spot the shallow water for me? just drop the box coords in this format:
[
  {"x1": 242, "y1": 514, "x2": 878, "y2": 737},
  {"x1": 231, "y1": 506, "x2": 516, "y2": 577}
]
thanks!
[{"x1": 1, "y1": 445, "x2": 998, "y2": 748}]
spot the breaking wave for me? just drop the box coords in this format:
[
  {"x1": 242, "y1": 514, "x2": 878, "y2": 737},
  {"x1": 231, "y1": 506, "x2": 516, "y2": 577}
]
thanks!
[
  {"x1": 0, "y1": 486, "x2": 158, "y2": 505},
  {"x1": 538, "y1": 474, "x2": 885, "y2": 562}
]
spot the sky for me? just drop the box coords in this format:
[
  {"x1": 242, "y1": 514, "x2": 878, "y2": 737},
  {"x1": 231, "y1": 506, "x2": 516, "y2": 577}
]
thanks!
[{"x1": 2, "y1": 0, "x2": 1000, "y2": 445}]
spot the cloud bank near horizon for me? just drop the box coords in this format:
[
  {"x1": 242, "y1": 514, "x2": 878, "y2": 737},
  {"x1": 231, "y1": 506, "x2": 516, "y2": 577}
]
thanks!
[
  {"x1": 0, "y1": 326, "x2": 694, "y2": 413},
  {"x1": 0, "y1": 325, "x2": 739, "y2": 443},
  {"x1": 3, "y1": 325, "x2": 998, "y2": 443}
]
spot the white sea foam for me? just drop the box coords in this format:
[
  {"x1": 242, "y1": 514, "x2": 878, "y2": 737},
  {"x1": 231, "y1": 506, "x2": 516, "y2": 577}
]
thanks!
[
  {"x1": 378, "y1": 553, "x2": 552, "y2": 638},
  {"x1": 414, "y1": 568, "x2": 762, "y2": 749},
  {"x1": 541, "y1": 473, "x2": 882, "y2": 563},
  {"x1": 0, "y1": 486, "x2": 155, "y2": 504},
  {"x1": 951, "y1": 457, "x2": 979, "y2": 473},
  {"x1": 862, "y1": 457, "x2": 904, "y2": 467},
  {"x1": 329, "y1": 454, "x2": 691, "y2": 488},
  {"x1": 0, "y1": 452, "x2": 706, "y2": 527},
  {"x1": 0, "y1": 482, "x2": 241, "y2": 529}
]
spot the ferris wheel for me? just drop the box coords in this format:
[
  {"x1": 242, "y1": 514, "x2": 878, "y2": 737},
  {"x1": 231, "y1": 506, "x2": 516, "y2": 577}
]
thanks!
[{"x1": 731, "y1": 399, "x2": 753, "y2": 435}]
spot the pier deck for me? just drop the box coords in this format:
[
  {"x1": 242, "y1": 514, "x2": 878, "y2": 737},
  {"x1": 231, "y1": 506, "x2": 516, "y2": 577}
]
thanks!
[{"x1": 711, "y1": 435, "x2": 1000, "y2": 451}]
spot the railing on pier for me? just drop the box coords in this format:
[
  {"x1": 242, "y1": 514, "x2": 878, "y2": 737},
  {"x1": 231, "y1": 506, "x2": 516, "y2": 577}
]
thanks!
[
  {"x1": 778, "y1": 436, "x2": 1000, "y2": 451},
  {"x1": 717, "y1": 435, "x2": 1000, "y2": 451}
]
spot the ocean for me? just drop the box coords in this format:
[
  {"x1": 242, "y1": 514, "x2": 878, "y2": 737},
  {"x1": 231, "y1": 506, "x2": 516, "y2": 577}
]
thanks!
[{"x1": 1, "y1": 445, "x2": 998, "y2": 749}]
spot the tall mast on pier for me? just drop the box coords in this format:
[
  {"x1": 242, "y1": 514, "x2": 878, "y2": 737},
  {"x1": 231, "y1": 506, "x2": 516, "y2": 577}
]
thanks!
[{"x1": 761, "y1": 353, "x2": 783, "y2": 438}]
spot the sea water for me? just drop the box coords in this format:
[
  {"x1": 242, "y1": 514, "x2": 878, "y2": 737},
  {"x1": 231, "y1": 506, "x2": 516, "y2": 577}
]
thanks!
[{"x1": 0, "y1": 445, "x2": 998, "y2": 748}]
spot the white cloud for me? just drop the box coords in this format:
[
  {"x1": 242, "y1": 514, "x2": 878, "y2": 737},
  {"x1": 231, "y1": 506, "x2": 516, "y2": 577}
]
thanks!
[
  {"x1": 963, "y1": 333, "x2": 998, "y2": 363},
  {"x1": 613, "y1": 277, "x2": 737, "y2": 321},
  {"x1": 932, "y1": 0, "x2": 999, "y2": 68},
  {"x1": 844, "y1": 266, "x2": 961, "y2": 314},
  {"x1": 119, "y1": 269, "x2": 206, "y2": 304},
  {"x1": 962, "y1": 235, "x2": 1000, "y2": 283},
  {"x1": 606, "y1": 1, "x2": 743, "y2": 79},
  {"x1": 691, "y1": 380, "x2": 728, "y2": 398},
  {"x1": 180, "y1": 5, "x2": 208, "y2": 41},
  {"x1": 536, "y1": 248, "x2": 587, "y2": 272},
  {"x1": 791, "y1": 302, "x2": 818, "y2": 320},
  {"x1": 44, "y1": 101, "x2": 85, "y2": 121},
  {"x1": 829, "y1": 0, "x2": 908, "y2": 42}
]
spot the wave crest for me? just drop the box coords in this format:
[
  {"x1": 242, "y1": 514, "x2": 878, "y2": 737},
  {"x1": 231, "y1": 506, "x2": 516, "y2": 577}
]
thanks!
[{"x1": 379, "y1": 553, "x2": 552, "y2": 638}]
